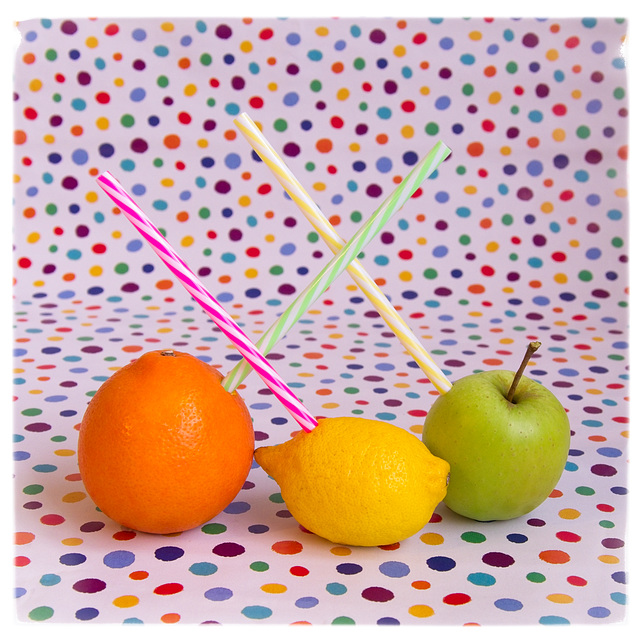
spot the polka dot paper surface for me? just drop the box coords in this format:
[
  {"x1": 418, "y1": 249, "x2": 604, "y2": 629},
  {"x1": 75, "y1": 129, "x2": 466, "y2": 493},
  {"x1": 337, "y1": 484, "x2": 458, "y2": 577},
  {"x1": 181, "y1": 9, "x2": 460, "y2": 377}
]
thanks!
[{"x1": 13, "y1": 17, "x2": 629, "y2": 625}]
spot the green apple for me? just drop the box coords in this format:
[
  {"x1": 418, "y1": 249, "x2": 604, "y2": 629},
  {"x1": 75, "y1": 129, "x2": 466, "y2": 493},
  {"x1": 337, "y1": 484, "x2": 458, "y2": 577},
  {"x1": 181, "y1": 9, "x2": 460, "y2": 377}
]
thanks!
[{"x1": 422, "y1": 342, "x2": 570, "y2": 521}]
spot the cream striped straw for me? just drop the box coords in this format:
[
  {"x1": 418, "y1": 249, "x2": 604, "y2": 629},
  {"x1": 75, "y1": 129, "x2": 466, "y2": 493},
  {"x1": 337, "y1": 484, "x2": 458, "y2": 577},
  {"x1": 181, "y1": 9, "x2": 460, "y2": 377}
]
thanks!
[
  {"x1": 229, "y1": 112, "x2": 453, "y2": 394},
  {"x1": 222, "y1": 135, "x2": 451, "y2": 393}
]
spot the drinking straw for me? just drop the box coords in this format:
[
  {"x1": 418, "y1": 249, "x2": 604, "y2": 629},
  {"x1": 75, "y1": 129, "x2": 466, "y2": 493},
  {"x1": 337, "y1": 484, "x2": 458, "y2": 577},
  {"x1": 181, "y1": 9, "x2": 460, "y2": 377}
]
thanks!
[
  {"x1": 222, "y1": 138, "x2": 451, "y2": 393},
  {"x1": 96, "y1": 171, "x2": 318, "y2": 433},
  {"x1": 233, "y1": 113, "x2": 453, "y2": 394}
]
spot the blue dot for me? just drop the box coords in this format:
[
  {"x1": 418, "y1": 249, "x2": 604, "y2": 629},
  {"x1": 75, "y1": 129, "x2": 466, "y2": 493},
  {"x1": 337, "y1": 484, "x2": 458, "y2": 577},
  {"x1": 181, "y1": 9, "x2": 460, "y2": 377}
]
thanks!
[
  {"x1": 435, "y1": 96, "x2": 451, "y2": 110},
  {"x1": 205, "y1": 587, "x2": 233, "y2": 602},
  {"x1": 495, "y1": 598, "x2": 523, "y2": 612},
  {"x1": 224, "y1": 153, "x2": 242, "y2": 169},
  {"x1": 76, "y1": 607, "x2": 99, "y2": 621},
  {"x1": 588, "y1": 606, "x2": 611, "y2": 619},
  {"x1": 336, "y1": 562, "x2": 362, "y2": 575},
  {"x1": 295, "y1": 596, "x2": 319, "y2": 609},
  {"x1": 433, "y1": 245, "x2": 448, "y2": 258},
  {"x1": 376, "y1": 157, "x2": 392, "y2": 173},
  {"x1": 426, "y1": 556, "x2": 456, "y2": 572},
  {"x1": 435, "y1": 191, "x2": 450, "y2": 203},
  {"x1": 379, "y1": 561, "x2": 410, "y2": 578},
  {"x1": 440, "y1": 37, "x2": 454, "y2": 50},
  {"x1": 59, "y1": 553, "x2": 86, "y2": 566},
  {"x1": 506, "y1": 533, "x2": 528, "y2": 543},
  {"x1": 132, "y1": 28, "x2": 147, "y2": 41},
  {"x1": 592, "y1": 41, "x2": 606, "y2": 54},
  {"x1": 130, "y1": 88, "x2": 146, "y2": 102},
  {"x1": 586, "y1": 99, "x2": 602, "y2": 114},
  {"x1": 224, "y1": 501, "x2": 251, "y2": 514},
  {"x1": 103, "y1": 550, "x2": 135, "y2": 568},
  {"x1": 283, "y1": 92, "x2": 299, "y2": 106},
  {"x1": 286, "y1": 32, "x2": 301, "y2": 45},
  {"x1": 586, "y1": 248, "x2": 602, "y2": 260},
  {"x1": 126, "y1": 239, "x2": 143, "y2": 252},
  {"x1": 526, "y1": 160, "x2": 543, "y2": 176}
]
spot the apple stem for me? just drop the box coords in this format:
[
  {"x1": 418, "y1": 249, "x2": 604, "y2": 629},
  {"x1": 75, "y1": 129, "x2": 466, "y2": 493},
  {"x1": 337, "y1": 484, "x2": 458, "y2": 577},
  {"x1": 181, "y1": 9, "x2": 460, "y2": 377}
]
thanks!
[{"x1": 506, "y1": 341, "x2": 541, "y2": 403}]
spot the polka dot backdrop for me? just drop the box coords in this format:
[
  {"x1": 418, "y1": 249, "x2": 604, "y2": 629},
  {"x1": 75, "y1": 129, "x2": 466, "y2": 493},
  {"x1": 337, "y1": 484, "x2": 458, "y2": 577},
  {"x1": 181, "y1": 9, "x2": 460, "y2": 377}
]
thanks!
[{"x1": 13, "y1": 17, "x2": 629, "y2": 625}]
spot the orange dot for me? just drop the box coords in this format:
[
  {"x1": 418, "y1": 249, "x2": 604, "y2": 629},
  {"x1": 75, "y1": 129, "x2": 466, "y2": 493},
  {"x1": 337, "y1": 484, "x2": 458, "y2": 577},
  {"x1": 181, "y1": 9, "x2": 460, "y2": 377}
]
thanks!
[
  {"x1": 122, "y1": 345, "x2": 144, "y2": 353},
  {"x1": 267, "y1": 56, "x2": 276, "y2": 65},
  {"x1": 468, "y1": 284, "x2": 486, "y2": 294},
  {"x1": 224, "y1": 130, "x2": 237, "y2": 141},
  {"x1": 332, "y1": 61, "x2": 344, "y2": 73},
  {"x1": 411, "y1": 580, "x2": 431, "y2": 590},
  {"x1": 161, "y1": 613, "x2": 180, "y2": 624},
  {"x1": 618, "y1": 145, "x2": 628, "y2": 160},
  {"x1": 527, "y1": 137, "x2": 540, "y2": 148},
  {"x1": 155, "y1": 279, "x2": 174, "y2": 290},
  {"x1": 63, "y1": 273, "x2": 75, "y2": 281},
  {"x1": 14, "y1": 130, "x2": 27, "y2": 145},
  {"x1": 376, "y1": 133, "x2": 388, "y2": 144},
  {"x1": 467, "y1": 141, "x2": 484, "y2": 157},
  {"x1": 241, "y1": 171, "x2": 252, "y2": 180},
  {"x1": 529, "y1": 280, "x2": 542, "y2": 288},
  {"x1": 163, "y1": 134, "x2": 181, "y2": 149},
  {"x1": 23, "y1": 52, "x2": 36, "y2": 64},
  {"x1": 15, "y1": 532, "x2": 35, "y2": 545},
  {"x1": 271, "y1": 540, "x2": 303, "y2": 555},
  {"x1": 113, "y1": 52, "x2": 122, "y2": 61},
  {"x1": 316, "y1": 138, "x2": 333, "y2": 153},
  {"x1": 219, "y1": 275, "x2": 231, "y2": 284},
  {"x1": 178, "y1": 57, "x2": 190, "y2": 69},
  {"x1": 328, "y1": 215, "x2": 341, "y2": 226},
  {"x1": 23, "y1": 207, "x2": 36, "y2": 219},
  {"x1": 539, "y1": 549, "x2": 571, "y2": 564},
  {"x1": 176, "y1": 211, "x2": 189, "y2": 222},
  {"x1": 484, "y1": 65, "x2": 497, "y2": 77},
  {"x1": 480, "y1": 217, "x2": 492, "y2": 229}
]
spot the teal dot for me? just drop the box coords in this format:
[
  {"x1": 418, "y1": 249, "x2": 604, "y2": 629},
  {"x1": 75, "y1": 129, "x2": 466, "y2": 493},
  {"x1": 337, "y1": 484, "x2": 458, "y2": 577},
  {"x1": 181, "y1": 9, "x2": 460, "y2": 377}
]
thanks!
[
  {"x1": 377, "y1": 107, "x2": 392, "y2": 119},
  {"x1": 540, "y1": 615, "x2": 570, "y2": 625},
  {"x1": 528, "y1": 110, "x2": 543, "y2": 123},
  {"x1": 71, "y1": 98, "x2": 87, "y2": 111},
  {"x1": 326, "y1": 582, "x2": 347, "y2": 595},
  {"x1": 40, "y1": 573, "x2": 61, "y2": 586},
  {"x1": 467, "y1": 572, "x2": 496, "y2": 586},
  {"x1": 241, "y1": 605, "x2": 272, "y2": 620},
  {"x1": 307, "y1": 49, "x2": 323, "y2": 61}
]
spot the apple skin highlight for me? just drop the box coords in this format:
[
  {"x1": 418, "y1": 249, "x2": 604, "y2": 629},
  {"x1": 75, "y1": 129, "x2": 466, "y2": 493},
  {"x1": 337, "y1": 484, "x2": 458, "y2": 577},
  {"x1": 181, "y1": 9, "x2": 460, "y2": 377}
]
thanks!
[{"x1": 422, "y1": 370, "x2": 571, "y2": 522}]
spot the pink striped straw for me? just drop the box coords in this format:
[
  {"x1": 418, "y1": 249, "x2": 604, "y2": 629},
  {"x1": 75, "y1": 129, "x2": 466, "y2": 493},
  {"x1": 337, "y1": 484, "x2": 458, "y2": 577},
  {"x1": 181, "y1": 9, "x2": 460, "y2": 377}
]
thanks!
[{"x1": 96, "y1": 171, "x2": 318, "y2": 433}]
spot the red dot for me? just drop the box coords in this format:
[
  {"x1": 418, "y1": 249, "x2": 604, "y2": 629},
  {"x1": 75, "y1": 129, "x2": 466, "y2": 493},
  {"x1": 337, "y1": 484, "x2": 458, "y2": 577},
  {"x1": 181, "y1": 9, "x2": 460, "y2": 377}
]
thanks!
[
  {"x1": 290, "y1": 565, "x2": 309, "y2": 577},
  {"x1": 398, "y1": 249, "x2": 413, "y2": 260},
  {"x1": 257, "y1": 183, "x2": 271, "y2": 195},
  {"x1": 259, "y1": 28, "x2": 274, "y2": 40},
  {"x1": 362, "y1": 82, "x2": 373, "y2": 92},
  {"x1": 178, "y1": 111, "x2": 192, "y2": 124},
  {"x1": 55, "y1": 73, "x2": 66, "y2": 83},
  {"x1": 552, "y1": 251, "x2": 567, "y2": 262},
  {"x1": 40, "y1": 514, "x2": 65, "y2": 526},
  {"x1": 552, "y1": 103, "x2": 567, "y2": 116},
  {"x1": 15, "y1": 556, "x2": 31, "y2": 567},
  {"x1": 24, "y1": 107, "x2": 38, "y2": 120},
  {"x1": 596, "y1": 503, "x2": 615, "y2": 513},
  {"x1": 92, "y1": 243, "x2": 107, "y2": 254},
  {"x1": 481, "y1": 119, "x2": 495, "y2": 132},
  {"x1": 104, "y1": 23, "x2": 119, "y2": 36},
  {"x1": 246, "y1": 247, "x2": 261, "y2": 257},
  {"x1": 95, "y1": 92, "x2": 110, "y2": 104},
  {"x1": 443, "y1": 592, "x2": 471, "y2": 605},
  {"x1": 209, "y1": 78, "x2": 220, "y2": 88},
  {"x1": 401, "y1": 100, "x2": 416, "y2": 112},
  {"x1": 113, "y1": 530, "x2": 136, "y2": 541},
  {"x1": 567, "y1": 575, "x2": 588, "y2": 587},
  {"x1": 481, "y1": 265, "x2": 495, "y2": 276},
  {"x1": 565, "y1": 36, "x2": 580, "y2": 48},
  {"x1": 413, "y1": 32, "x2": 427, "y2": 44},
  {"x1": 514, "y1": 86, "x2": 525, "y2": 95},
  {"x1": 249, "y1": 96, "x2": 264, "y2": 108},
  {"x1": 18, "y1": 257, "x2": 32, "y2": 269},
  {"x1": 559, "y1": 190, "x2": 574, "y2": 201},
  {"x1": 556, "y1": 531, "x2": 582, "y2": 543},
  {"x1": 153, "y1": 582, "x2": 184, "y2": 596},
  {"x1": 330, "y1": 116, "x2": 344, "y2": 128}
]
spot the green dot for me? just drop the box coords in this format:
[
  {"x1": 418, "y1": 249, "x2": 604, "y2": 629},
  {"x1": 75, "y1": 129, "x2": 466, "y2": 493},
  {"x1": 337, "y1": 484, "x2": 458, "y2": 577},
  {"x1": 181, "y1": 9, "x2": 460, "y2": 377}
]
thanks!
[
  {"x1": 576, "y1": 125, "x2": 590, "y2": 139},
  {"x1": 612, "y1": 236, "x2": 623, "y2": 248},
  {"x1": 52, "y1": 93, "x2": 62, "y2": 102},
  {"x1": 509, "y1": 253, "x2": 518, "y2": 261},
  {"x1": 203, "y1": 248, "x2": 212, "y2": 257},
  {"x1": 51, "y1": 435, "x2": 66, "y2": 442},
  {"x1": 578, "y1": 270, "x2": 593, "y2": 282},
  {"x1": 501, "y1": 214, "x2": 514, "y2": 225},
  {"x1": 506, "y1": 61, "x2": 518, "y2": 73},
  {"x1": 459, "y1": 235, "x2": 471, "y2": 246},
  {"x1": 114, "y1": 263, "x2": 129, "y2": 275},
  {"x1": 305, "y1": 161, "x2": 315, "y2": 171},
  {"x1": 29, "y1": 606, "x2": 54, "y2": 621},
  {"x1": 613, "y1": 87, "x2": 625, "y2": 100},
  {"x1": 250, "y1": 561, "x2": 269, "y2": 572},
  {"x1": 268, "y1": 493, "x2": 284, "y2": 503},
  {"x1": 120, "y1": 114, "x2": 135, "y2": 127},
  {"x1": 153, "y1": 158, "x2": 163, "y2": 167},
  {"x1": 200, "y1": 53, "x2": 212, "y2": 66},
  {"x1": 575, "y1": 486, "x2": 595, "y2": 496},
  {"x1": 45, "y1": 203, "x2": 58, "y2": 215},
  {"x1": 462, "y1": 83, "x2": 474, "y2": 96},
  {"x1": 307, "y1": 232, "x2": 319, "y2": 243},
  {"x1": 332, "y1": 616, "x2": 356, "y2": 625},
  {"x1": 269, "y1": 265, "x2": 284, "y2": 276},
  {"x1": 461, "y1": 531, "x2": 486, "y2": 543},
  {"x1": 510, "y1": 105, "x2": 520, "y2": 115},
  {"x1": 344, "y1": 387, "x2": 359, "y2": 394},
  {"x1": 49, "y1": 245, "x2": 58, "y2": 253},
  {"x1": 198, "y1": 207, "x2": 210, "y2": 219},
  {"x1": 350, "y1": 210, "x2": 362, "y2": 223},
  {"x1": 526, "y1": 572, "x2": 546, "y2": 583},
  {"x1": 201, "y1": 523, "x2": 227, "y2": 535},
  {"x1": 456, "y1": 165, "x2": 467, "y2": 175},
  {"x1": 157, "y1": 75, "x2": 169, "y2": 88},
  {"x1": 423, "y1": 268, "x2": 438, "y2": 280},
  {"x1": 599, "y1": 520, "x2": 615, "y2": 528},
  {"x1": 310, "y1": 79, "x2": 322, "y2": 92},
  {"x1": 45, "y1": 49, "x2": 57, "y2": 61},
  {"x1": 425, "y1": 122, "x2": 439, "y2": 135},
  {"x1": 22, "y1": 408, "x2": 43, "y2": 417},
  {"x1": 353, "y1": 57, "x2": 365, "y2": 70},
  {"x1": 607, "y1": 168, "x2": 617, "y2": 178},
  {"x1": 23, "y1": 484, "x2": 44, "y2": 495},
  {"x1": 458, "y1": 299, "x2": 469, "y2": 306},
  {"x1": 358, "y1": 102, "x2": 368, "y2": 111},
  {"x1": 273, "y1": 118, "x2": 287, "y2": 132},
  {"x1": 206, "y1": 98, "x2": 216, "y2": 107}
]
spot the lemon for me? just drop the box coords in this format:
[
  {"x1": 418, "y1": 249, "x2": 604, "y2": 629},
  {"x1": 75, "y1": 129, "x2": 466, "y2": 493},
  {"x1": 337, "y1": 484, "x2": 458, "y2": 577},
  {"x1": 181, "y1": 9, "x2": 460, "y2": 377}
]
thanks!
[{"x1": 255, "y1": 416, "x2": 449, "y2": 546}]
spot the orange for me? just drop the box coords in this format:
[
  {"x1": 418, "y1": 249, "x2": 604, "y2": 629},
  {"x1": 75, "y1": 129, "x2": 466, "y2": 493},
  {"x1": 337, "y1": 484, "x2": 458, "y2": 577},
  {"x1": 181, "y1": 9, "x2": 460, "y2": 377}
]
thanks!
[{"x1": 78, "y1": 349, "x2": 254, "y2": 534}]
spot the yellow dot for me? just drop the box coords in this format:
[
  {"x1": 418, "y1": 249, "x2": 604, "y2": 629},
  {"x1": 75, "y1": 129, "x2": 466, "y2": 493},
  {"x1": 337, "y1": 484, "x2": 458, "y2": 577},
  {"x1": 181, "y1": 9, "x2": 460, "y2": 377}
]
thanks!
[
  {"x1": 336, "y1": 87, "x2": 350, "y2": 101},
  {"x1": 349, "y1": 142, "x2": 360, "y2": 152},
  {"x1": 161, "y1": 178, "x2": 174, "y2": 187},
  {"x1": 469, "y1": 30, "x2": 483, "y2": 41},
  {"x1": 464, "y1": 185, "x2": 478, "y2": 195},
  {"x1": 586, "y1": 388, "x2": 603, "y2": 395},
  {"x1": 486, "y1": 241, "x2": 500, "y2": 252},
  {"x1": 502, "y1": 287, "x2": 514, "y2": 294},
  {"x1": 552, "y1": 128, "x2": 566, "y2": 142},
  {"x1": 328, "y1": 334, "x2": 344, "y2": 339},
  {"x1": 401, "y1": 125, "x2": 414, "y2": 139},
  {"x1": 268, "y1": 82, "x2": 278, "y2": 92},
  {"x1": 313, "y1": 182, "x2": 326, "y2": 192},
  {"x1": 245, "y1": 268, "x2": 258, "y2": 279},
  {"x1": 197, "y1": 138, "x2": 209, "y2": 148},
  {"x1": 27, "y1": 232, "x2": 40, "y2": 243},
  {"x1": 554, "y1": 273, "x2": 568, "y2": 284},
  {"x1": 62, "y1": 492, "x2": 86, "y2": 503},
  {"x1": 180, "y1": 236, "x2": 194, "y2": 247},
  {"x1": 393, "y1": 45, "x2": 406, "y2": 57},
  {"x1": 61, "y1": 538, "x2": 83, "y2": 546},
  {"x1": 546, "y1": 48, "x2": 559, "y2": 61},
  {"x1": 29, "y1": 78, "x2": 43, "y2": 92},
  {"x1": 569, "y1": 239, "x2": 580, "y2": 248},
  {"x1": 113, "y1": 595, "x2": 140, "y2": 608},
  {"x1": 160, "y1": 22, "x2": 174, "y2": 32},
  {"x1": 89, "y1": 266, "x2": 103, "y2": 277},
  {"x1": 500, "y1": 337, "x2": 514, "y2": 344},
  {"x1": 238, "y1": 195, "x2": 251, "y2": 207},
  {"x1": 417, "y1": 237, "x2": 427, "y2": 245},
  {"x1": 184, "y1": 83, "x2": 197, "y2": 96},
  {"x1": 558, "y1": 508, "x2": 581, "y2": 520},
  {"x1": 488, "y1": 91, "x2": 502, "y2": 104},
  {"x1": 598, "y1": 555, "x2": 620, "y2": 565},
  {"x1": 114, "y1": 77, "x2": 125, "y2": 87},
  {"x1": 85, "y1": 36, "x2": 99, "y2": 48},
  {"x1": 112, "y1": 230, "x2": 122, "y2": 239},
  {"x1": 157, "y1": 327, "x2": 173, "y2": 334},
  {"x1": 409, "y1": 604, "x2": 434, "y2": 618},
  {"x1": 322, "y1": 402, "x2": 340, "y2": 409},
  {"x1": 264, "y1": 234, "x2": 275, "y2": 243},
  {"x1": 420, "y1": 86, "x2": 430, "y2": 96},
  {"x1": 54, "y1": 450, "x2": 76, "y2": 457},
  {"x1": 43, "y1": 134, "x2": 55, "y2": 144},
  {"x1": 96, "y1": 117, "x2": 109, "y2": 130},
  {"x1": 500, "y1": 146, "x2": 512, "y2": 156},
  {"x1": 330, "y1": 546, "x2": 351, "y2": 556},
  {"x1": 399, "y1": 270, "x2": 413, "y2": 282},
  {"x1": 420, "y1": 532, "x2": 444, "y2": 545},
  {"x1": 547, "y1": 593, "x2": 573, "y2": 604},
  {"x1": 315, "y1": 26, "x2": 329, "y2": 36},
  {"x1": 239, "y1": 40, "x2": 253, "y2": 53},
  {"x1": 541, "y1": 201, "x2": 554, "y2": 213},
  {"x1": 261, "y1": 583, "x2": 287, "y2": 594},
  {"x1": 571, "y1": 89, "x2": 582, "y2": 99},
  {"x1": 85, "y1": 191, "x2": 98, "y2": 203}
]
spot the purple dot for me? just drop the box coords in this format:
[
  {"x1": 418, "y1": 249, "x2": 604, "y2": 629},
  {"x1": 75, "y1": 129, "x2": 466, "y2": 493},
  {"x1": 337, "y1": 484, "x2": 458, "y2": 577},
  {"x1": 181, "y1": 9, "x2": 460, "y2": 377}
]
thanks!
[
  {"x1": 601, "y1": 538, "x2": 624, "y2": 549},
  {"x1": 80, "y1": 521, "x2": 105, "y2": 533},
  {"x1": 203, "y1": 119, "x2": 217, "y2": 131},
  {"x1": 61, "y1": 20, "x2": 78, "y2": 35},
  {"x1": 215, "y1": 180, "x2": 231, "y2": 194},
  {"x1": 132, "y1": 59, "x2": 146, "y2": 71},
  {"x1": 25, "y1": 422, "x2": 51, "y2": 433},
  {"x1": 380, "y1": 232, "x2": 394, "y2": 244},
  {"x1": 355, "y1": 123, "x2": 368, "y2": 135},
  {"x1": 370, "y1": 29, "x2": 386, "y2": 44},
  {"x1": 533, "y1": 234, "x2": 547, "y2": 246},
  {"x1": 585, "y1": 149, "x2": 603, "y2": 164},
  {"x1": 517, "y1": 187, "x2": 533, "y2": 201},
  {"x1": 384, "y1": 80, "x2": 398, "y2": 94},
  {"x1": 154, "y1": 546, "x2": 185, "y2": 562},
  {"x1": 130, "y1": 138, "x2": 148, "y2": 153},
  {"x1": 62, "y1": 176, "x2": 78, "y2": 190},
  {"x1": 212, "y1": 542, "x2": 245, "y2": 557},
  {"x1": 277, "y1": 284, "x2": 296, "y2": 295},
  {"x1": 77, "y1": 71, "x2": 92, "y2": 86},
  {"x1": 527, "y1": 518, "x2": 546, "y2": 527},
  {"x1": 362, "y1": 586, "x2": 394, "y2": 602},
  {"x1": 522, "y1": 33, "x2": 539, "y2": 47},
  {"x1": 506, "y1": 127, "x2": 520, "y2": 139},
  {"x1": 435, "y1": 287, "x2": 453, "y2": 296},
  {"x1": 229, "y1": 228, "x2": 243, "y2": 241},
  {"x1": 205, "y1": 587, "x2": 233, "y2": 601},
  {"x1": 73, "y1": 578, "x2": 106, "y2": 593},
  {"x1": 283, "y1": 142, "x2": 300, "y2": 157},
  {"x1": 231, "y1": 76, "x2": 245, "y2": 90},
  {"x1": 366, "y1": 184, "x2": 382, "y2": 197},
  {"x1": 439, "y1": 67, "x2": 453, "y2": 79},
  {"x1": 535, "y1": 83, "x2": 550, "y2": 97},
  {"x1": 591, "y1": 464, "x2": 617, "y2": 477},
  {"x1": 482, "y1": 552, "x2": 515, "y2": 568},
  {"x1": 286, "y1": 64, "x2": 299, "y2": 75},
  {"x1": 216, "y1": 24, "x2": 232, "y2": 39}
]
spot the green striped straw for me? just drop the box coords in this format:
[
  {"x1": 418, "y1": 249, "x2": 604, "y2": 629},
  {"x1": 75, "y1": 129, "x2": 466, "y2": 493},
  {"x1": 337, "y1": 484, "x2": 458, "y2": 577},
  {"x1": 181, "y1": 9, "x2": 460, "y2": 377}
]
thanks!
[{"x1": 222, "y1": 140, "x2": 451, "y2": 392}]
